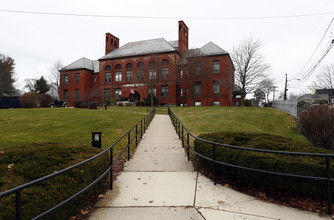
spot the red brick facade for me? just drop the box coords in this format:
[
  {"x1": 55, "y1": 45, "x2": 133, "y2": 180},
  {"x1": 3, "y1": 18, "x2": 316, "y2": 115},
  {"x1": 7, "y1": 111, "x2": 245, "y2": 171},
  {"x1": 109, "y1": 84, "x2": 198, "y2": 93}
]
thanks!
[{"x1": 60, "y1": 21, "x2": 236, "y2": 107}]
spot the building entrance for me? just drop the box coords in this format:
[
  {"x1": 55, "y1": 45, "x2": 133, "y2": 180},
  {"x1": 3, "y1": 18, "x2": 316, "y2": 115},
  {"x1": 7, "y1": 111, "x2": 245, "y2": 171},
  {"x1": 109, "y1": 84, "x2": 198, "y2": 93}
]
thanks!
[{"x1": 129, "y1": 91, "x2": 140, "y2": 101}]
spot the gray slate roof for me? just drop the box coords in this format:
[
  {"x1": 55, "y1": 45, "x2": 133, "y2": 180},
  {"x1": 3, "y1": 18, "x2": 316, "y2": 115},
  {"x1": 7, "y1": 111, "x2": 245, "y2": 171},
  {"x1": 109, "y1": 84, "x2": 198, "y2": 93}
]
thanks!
[
  {"x1": 61, "y1": 57, "x2": 99, "y2": 73},
  {"x1": 179, "y1": 42, "x2": 228, "y2": 65},
  {"x1": 99, "y1": 38, "x2": 177, "y2": 60},
  {"x1": 168, "y1": 40, "x2": 179, "y2": 50},
  {"x1": 199, "y1": 42, "x2": 228, "y2": 56}
]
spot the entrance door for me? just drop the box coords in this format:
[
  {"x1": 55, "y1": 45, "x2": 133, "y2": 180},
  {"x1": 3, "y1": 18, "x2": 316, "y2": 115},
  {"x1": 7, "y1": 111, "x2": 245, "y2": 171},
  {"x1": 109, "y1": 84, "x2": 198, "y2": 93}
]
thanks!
[{"x1": 129, "y1": 91, "x2": 140, "y2": 101}]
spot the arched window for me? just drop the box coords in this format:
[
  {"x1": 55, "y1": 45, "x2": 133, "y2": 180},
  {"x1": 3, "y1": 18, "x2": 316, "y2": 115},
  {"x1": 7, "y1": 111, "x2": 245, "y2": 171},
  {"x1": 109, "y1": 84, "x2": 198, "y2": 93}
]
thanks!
[
  {"x1": 105, "y1": 65, "x2": 111, "y2": 83},
  {"x1": 149, "y1": 60, "x2": 156, "y2": 67},
  {"x1": 126, "y1": 63, "x2": 133, "y2": 69},
  {"x1": 125, "y1": 63, "x2": 133, "y2": 82},
  {"x1": 137, "y1": 62, "x2": 145, "y2": 81},
  {"x1": 161, "y1": 59, "x2": 169, "y2": 65},
  {"x1": 137, "y1": 62, "x2": 144, "y2": 68},
  {"x1": 115, "y1": 64, "x2": 122, "y2": 70},
  {"x1": 161, "y1": 59, "x2": 169, "y2": 79},
  {"x1": 115, "y1": 64, "x2": 122, "y2": 82}
]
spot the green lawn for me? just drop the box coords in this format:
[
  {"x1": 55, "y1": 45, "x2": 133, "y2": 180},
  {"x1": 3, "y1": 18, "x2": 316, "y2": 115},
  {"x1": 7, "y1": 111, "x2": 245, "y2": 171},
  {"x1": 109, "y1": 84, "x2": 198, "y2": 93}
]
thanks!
[
  {"x1": 0, "y1": 107, "x2": 148, "y2": 149},
  {"x1": 171, "y1": 106, "x2": 310, "y2": 145}
]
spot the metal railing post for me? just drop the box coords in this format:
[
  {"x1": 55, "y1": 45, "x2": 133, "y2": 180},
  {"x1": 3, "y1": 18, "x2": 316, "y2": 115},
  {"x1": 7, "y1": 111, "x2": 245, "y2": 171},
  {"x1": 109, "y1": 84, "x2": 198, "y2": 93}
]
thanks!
[
  {"x1": 144, "y1": 117, "x2": 146, "y2": 133},
  {"x1": 213, "y1": 144, "x2": 217, "y2": 185},
  {"x1": 16, "y1": 190, "x2": 22, "y2": 220},
  {"x1": 110, "y1": 147, "x2": 113, "y2": 190},
  {"x1": 141, "y1": 120, "x2": 143, "y2": 138},
  {"x1": 128, "y1": 133, "x2": 130, "y2": 161},
  {"x1": 187, "y1": 133, "x2": 190, "y2": 161},
  {"x1": 136, "y1": 125, "x2": 138, "y2": 148},
  {"x1": 182, "y1": 126, "x2": 184, "y2": 148},
  {"x1": 178, "y1": 121, "x2": 181, "y2": 139},
  {"x1": 326, "y1": 156, "x2": 332, "y2": 215}
]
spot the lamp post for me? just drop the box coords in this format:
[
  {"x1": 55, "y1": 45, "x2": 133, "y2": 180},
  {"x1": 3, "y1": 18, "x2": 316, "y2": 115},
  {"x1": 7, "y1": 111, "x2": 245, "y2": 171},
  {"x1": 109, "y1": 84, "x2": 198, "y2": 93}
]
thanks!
[{"x1": 91, "y1": 131, "x2": 102, "y2": 149}]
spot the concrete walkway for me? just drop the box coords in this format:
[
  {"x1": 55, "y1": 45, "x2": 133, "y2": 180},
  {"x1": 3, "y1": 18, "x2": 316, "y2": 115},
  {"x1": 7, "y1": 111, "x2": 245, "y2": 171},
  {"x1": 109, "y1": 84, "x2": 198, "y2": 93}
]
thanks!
[{"x1": 89, "y1": 115, "x2": 331, "y2": 220}]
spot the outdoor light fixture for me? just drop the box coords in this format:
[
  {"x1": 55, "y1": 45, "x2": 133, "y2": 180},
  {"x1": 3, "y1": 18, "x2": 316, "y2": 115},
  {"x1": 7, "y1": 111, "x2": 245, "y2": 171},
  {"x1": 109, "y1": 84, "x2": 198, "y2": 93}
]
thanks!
[{"x1": 91, "y1": 131, "x2": 102, "y2": 149}]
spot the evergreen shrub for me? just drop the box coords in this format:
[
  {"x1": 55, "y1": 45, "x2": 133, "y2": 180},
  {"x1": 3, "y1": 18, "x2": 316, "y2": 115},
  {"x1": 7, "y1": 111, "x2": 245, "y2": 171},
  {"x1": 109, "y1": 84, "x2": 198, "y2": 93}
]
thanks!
[
  {"x1": 0, "y1": 143, "x2": 109, "y2": 219},
  {"x1": 194, "y1": 132, "x2": 334, "y2": 199}
]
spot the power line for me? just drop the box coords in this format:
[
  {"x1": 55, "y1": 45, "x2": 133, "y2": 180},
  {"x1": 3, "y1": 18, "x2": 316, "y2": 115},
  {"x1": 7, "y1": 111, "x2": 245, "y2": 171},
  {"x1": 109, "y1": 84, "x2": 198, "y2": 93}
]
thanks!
[
  {"x1": 291, "y1": 39, "x2": 332, "y2": 86},
  {"x1": 292, "y1": 17, "x2": 334, "y2": 80},
  {"x1": 290, "y1": 42, "x2": 334, "y2": 88},
  {"x1": 1, "y1": 9, "x2": 334, "y2": 20}
]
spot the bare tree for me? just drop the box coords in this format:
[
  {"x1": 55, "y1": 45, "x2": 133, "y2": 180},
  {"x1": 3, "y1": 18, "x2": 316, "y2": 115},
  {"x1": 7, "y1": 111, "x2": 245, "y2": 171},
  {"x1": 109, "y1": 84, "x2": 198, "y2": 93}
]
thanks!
[
  {"x1": 258, "y1": 78, "x2": 274, "y2": 103},
  {"x1": 316, "y1": 64, "x2": 334, "y2": 89},
  {"x1": 253, "y1": 88, "x2": 265, "y2": 106},
  {"x1": 231, "y1": 36, "x2": 270, "y2": 105},
  {"x1": 24, "y1": 78, "x2": 36, "y2": 93},
  {"x1": 145, "y1": 54, "x2": 160, "y2": 106},
  {"x1": 180, "y1": 49, "x2": 210, "y2": 105},
  {"x1": 49, "y1": 60, "x2": 64, "y2": 99}
]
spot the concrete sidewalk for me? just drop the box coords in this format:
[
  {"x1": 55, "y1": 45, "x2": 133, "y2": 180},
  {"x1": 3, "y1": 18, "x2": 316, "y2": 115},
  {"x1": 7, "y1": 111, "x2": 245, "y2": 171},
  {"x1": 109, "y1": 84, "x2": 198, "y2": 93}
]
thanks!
[{"x1": 89, "y1": 115, "x2": 331, "y2": 220}]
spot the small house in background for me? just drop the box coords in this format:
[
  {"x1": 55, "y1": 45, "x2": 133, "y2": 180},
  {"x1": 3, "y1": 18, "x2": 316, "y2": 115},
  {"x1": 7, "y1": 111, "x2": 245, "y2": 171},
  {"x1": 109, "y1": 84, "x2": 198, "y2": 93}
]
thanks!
[
  {"x1": 315, "y1": 89, "x2": 334, "y2": 104},
  {"x1": 60, "y1": 21, "x2": 235, "y2": 107}
]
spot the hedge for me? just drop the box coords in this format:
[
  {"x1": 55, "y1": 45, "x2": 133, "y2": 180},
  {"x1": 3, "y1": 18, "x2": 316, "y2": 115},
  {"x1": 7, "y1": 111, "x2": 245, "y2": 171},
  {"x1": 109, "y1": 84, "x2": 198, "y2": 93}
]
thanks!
[
  {"x1": 0, "y1": 143, "x2": 109, "y2": 219},
  {"x1": 194, "y1": 132, "x2": 334, "y2": 199}
]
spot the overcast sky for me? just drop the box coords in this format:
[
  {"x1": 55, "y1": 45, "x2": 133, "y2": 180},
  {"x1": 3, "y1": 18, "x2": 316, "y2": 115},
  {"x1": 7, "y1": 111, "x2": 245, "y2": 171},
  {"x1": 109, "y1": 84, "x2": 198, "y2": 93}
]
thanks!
[{"x1": 1, "y1": 0, "x2": 334, "y2": 99}]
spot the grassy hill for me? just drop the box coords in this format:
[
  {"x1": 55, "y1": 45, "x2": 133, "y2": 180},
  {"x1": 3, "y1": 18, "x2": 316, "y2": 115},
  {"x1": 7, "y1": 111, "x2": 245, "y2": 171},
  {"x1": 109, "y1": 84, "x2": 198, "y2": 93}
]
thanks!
[
  {"x1": 0, "y1": 107, "x2": 147, "y2": 149},
  {"x1": 171, "y1": 106, "x2": 310, "y2": 145}
]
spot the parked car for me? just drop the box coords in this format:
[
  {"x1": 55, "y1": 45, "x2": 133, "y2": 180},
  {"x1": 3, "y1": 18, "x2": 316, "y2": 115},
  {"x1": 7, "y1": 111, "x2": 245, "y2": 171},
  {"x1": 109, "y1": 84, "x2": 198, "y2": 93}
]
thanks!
[{"x1": 49, "y1": 100, "x2": 68, "y2": 108}]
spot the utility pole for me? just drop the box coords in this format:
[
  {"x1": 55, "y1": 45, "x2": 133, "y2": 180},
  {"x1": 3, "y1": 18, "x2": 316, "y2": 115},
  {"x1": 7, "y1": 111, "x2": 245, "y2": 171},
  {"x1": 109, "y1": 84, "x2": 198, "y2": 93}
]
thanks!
[{"x1": 284, "y1": 73, "x2": 288, "y2": 100}]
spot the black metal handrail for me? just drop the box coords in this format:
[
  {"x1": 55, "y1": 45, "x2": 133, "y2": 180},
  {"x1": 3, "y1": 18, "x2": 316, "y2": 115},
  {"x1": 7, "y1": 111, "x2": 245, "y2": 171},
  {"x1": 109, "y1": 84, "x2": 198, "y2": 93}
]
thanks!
[
  {"x1": 0, "y1": 109, "x2": 156, "y2": 220},
  {"x1": 168, "y1": 107, "x2": 334, "y2": 215}
]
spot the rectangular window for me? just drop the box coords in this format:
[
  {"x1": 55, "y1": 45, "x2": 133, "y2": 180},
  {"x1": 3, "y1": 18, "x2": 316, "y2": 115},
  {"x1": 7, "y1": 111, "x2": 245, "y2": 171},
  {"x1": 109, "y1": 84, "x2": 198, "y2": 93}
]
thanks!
[
  {"x1": 64, "y1": 90, "x2": 68, "y2": 100},
  {"x1": 75, "y1": 73, "x2": 80, "y2": 83},
  {"x1": 75, "y1": 89, "x2": 79, "y2": 100},
  {"x1": 115, "y1": 71, "x2": 122, "y2": 82},
  {"x1": 161, "y1": 85, "x2": 169, "y2": 97},
  {"x1": 115, "y1": 88, "x2": 122, "y2": 99},
  {"x1": 94, "y1": 77, "x2": 97, "y2": 84},
  {"x1": 213, "y1": 61, "x2": 220, "y2": 73},
  {"x1": 149, "y1": 86, "x2": 156, "y2": 96},
  {"x1": 213, "y1": 101, "x2": 220, "y2": 106},
  {"x1": 195, "y1": 101, "x2": 202, "y2": 106},
  {"x1": 126, "y1": 70, "x2": 132, "y2": 81},
  {"x1": 137, "y1": 70, "x2": 145, "y2": 81},
  {"x1": 64, "y1": 74, "x2": 69, "y2": 84},
  {"x1": 105, "y1": 72, "x2": 111, "y2": 83},
  {"x1": 195, "y1": 82, "x2": 202, "y2": 95},
  {"x1": 180, "y1": 88, "x2": 183, "y2": 97},
  {"x1": 149, "y1": 69, "x2": 156, "y2": 80},
  {"x1": 161, "y1": 68, "x2": 169, "y2": 79},
  {"x1": 213, "y1": 81, "x2": 220, "y2": 94},
  {"x1": 195, "y1": 63, "x2": 201, "y2": 75},
  {"x1": 180, "y1": 70, "x2": 183, "y2": 79},
  {"x1": 104, "y1": 88, "x2": 111, "y2": 99}
]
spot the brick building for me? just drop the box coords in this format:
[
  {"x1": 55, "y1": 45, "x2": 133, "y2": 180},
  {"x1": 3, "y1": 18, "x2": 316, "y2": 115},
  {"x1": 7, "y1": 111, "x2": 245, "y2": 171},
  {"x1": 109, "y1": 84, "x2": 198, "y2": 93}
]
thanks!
[{"x1": 60, "y1": 21, "x2": 236, "y2": 106}]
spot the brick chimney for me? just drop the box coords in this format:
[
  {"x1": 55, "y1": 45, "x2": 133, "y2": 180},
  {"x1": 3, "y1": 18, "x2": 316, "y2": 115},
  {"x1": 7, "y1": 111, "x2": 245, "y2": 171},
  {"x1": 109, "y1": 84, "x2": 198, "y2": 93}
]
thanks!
[
  {"x1": 105, "y1": 33, "x2": 119, "y2": 55},
  {"x1": 178, "y1": 21, "x2": 189, "y2": 55}
]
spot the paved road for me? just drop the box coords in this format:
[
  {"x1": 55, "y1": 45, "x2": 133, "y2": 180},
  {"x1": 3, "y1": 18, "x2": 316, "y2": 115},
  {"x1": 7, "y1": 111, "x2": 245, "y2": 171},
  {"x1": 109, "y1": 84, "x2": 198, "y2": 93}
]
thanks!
[{"x1": 89, "y1": 114, "x2": 331, "y2": 220}]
